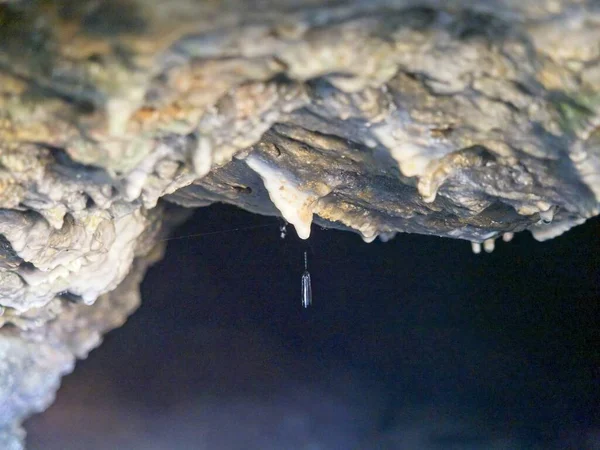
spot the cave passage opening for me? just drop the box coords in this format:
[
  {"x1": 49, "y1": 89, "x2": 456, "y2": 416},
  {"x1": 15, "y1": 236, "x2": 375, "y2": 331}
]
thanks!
[{"x1": 25, "y1": 203, "x2": 600, "y2": 449}]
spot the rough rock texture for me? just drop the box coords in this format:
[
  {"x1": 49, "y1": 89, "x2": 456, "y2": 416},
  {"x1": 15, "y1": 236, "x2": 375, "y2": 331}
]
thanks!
[
  {"x1": 0, "y1": 206, "x2": 184, "y2": 448},
  {"x1": 0, "y1": 0, "x2": 600, "y2": 446}
]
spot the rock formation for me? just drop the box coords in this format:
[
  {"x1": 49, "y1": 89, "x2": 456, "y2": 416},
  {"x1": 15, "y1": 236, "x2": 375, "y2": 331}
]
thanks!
[{"x1": 0, "y1": 0, "x2": 599, "y2": 446}]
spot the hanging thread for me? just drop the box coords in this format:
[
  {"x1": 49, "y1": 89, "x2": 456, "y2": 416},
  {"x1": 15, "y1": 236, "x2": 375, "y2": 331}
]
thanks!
[{"x1": 161, "y1": 222, "x2": 278, "y2": 242}]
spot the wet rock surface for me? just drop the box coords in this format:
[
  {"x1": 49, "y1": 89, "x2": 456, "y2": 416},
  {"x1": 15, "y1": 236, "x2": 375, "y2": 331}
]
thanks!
[{"x1": 0, "y1": 0, "x2": 599, "y2": 446}]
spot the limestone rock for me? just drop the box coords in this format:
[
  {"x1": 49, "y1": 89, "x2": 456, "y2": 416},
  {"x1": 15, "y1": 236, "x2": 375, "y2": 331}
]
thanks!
[{"x1": 0, "y1": 0, "x2": 599, "y2": 446}]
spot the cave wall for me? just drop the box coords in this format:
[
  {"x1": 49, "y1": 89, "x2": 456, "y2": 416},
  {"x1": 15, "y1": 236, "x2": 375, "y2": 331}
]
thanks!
[{"x1": 0, "y1": 0, "x2": 599, "y2": 446}]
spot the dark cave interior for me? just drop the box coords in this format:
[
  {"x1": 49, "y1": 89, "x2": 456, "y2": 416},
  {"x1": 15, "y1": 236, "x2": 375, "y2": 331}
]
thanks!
[{"x1": 26, "y1": 204, "x2": 600, "y2": 449}]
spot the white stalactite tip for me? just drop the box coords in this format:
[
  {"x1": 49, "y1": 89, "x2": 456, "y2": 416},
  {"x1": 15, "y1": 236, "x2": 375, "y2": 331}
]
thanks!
[
  {"x1": 483, "y1": 238, "x2": 496, "y2": 253},
  {"x1": 245, "y1": 154, "x2": 315, "y2": 239},
  {"x1": 361, "y1": 233, "x2": 377, "y2": 243},
  {"x1": 502, "y1": 232, "x2": 514, "y2": 242}
]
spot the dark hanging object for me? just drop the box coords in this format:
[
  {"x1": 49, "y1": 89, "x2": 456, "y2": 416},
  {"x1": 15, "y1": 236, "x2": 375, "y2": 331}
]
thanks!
[{"x1": 301, "y1": 251, "x2": 312, "y2": 308}]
